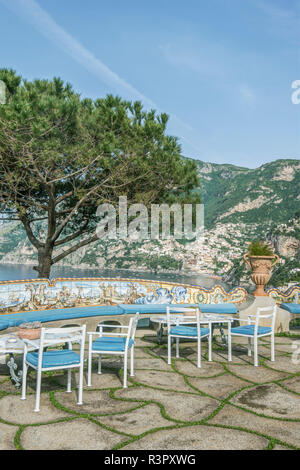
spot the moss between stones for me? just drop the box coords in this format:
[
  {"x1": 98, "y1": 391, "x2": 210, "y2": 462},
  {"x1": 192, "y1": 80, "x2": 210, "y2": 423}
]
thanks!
[{"x1": 1, "y1": 336, "x2": 299, "y2": 450}]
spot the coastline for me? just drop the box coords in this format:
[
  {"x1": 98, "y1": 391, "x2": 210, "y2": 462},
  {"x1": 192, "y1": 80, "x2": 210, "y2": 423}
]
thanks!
[{"x1": 0, "y1": 262, "x2": 225, "y2": 287}]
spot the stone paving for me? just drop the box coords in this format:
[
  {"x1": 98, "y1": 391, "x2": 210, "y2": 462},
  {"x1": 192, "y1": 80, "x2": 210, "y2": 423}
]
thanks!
[{"x1": 0, "y1": 328, "x2": 299, "y2": 450}]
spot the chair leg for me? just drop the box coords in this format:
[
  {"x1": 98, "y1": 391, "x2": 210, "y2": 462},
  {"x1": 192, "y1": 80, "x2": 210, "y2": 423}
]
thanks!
[
  {"x1": 98, "y1": 355, "x2": 102, "y2": 375},
  {"x1": 197, "y1": 338, "x2": 201, "y2": 368},
  {"x1": 254, "y1": 336, "x2": 258, "y2": 367},
  {"x1": 130, "y1": 346, "x2": 134, "y2": 377},
  {"x1": 77, "y1": 365, "x2": 83, "y2": 405},
  {"x1": 21, "y1": 361, "x2": 28, "y2": 401},
  {"x1": 227, "y1": 323, "x2": 232, "y2": 362},
  {"x1": 271, "y1": 334, "x2": 275, "y2": 362},
  {"x1": 87, "y1": 349, "x2": 92, "y2": 387},
  {"x1": 123, "y1": 353, "x2": 128, "y2": 388},
  {"x1": 176, "y1": 338, "x2": 179, "y2": 358},
  {"x1": 248, "y1": 338, "x2": 251, "y2": 357},
  {"x1": 168, "y1": 335, "x2": 172, "y2": 365},
  {"x1": 67, "y1": 369, "x2": 71, "y2": 393},
  {"x1": 34, "y1": 368, "x2": 42, "y2": 412},
  {"x1": 208, "y1": 325, "x2": 212, "y2": 362}
]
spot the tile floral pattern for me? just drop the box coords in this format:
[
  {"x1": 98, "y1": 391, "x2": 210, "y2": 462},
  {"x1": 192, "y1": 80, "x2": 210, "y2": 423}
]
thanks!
[{"x1": 0, "y1": 277, "x2": 248, "y2": 314}]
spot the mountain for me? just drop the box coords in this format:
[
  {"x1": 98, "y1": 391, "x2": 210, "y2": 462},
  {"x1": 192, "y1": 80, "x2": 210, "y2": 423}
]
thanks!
[
  {"x1": 195, "y1": 158, "x2": 300, "y2": 228},
  {"x1": 194, "y1": 158, "x2": 300, "y2": 286},
  {"x1": 0, "y1": 158, "x2": 299, "y2": 287}
]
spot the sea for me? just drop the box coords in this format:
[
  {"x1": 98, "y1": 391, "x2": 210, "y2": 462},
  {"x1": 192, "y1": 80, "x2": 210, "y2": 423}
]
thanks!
[{"x1": 0, "y1": 263, "x2": 225, "y2": 288}]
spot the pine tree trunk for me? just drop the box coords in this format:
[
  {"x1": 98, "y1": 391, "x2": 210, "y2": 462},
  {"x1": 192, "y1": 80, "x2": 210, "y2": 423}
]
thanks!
[{"x1": 34, "y1": 246, "x2": 53, "y2": 279}]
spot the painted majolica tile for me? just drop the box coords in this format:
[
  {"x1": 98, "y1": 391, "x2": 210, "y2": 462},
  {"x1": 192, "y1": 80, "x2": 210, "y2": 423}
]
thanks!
[{"x1": 0, "y1": 277, "x2": 248, "y2": 313}]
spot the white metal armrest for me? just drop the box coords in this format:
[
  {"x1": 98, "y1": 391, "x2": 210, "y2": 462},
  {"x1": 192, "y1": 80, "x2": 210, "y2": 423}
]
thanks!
[
  {"x1": 257, "y1": 314, "x2": 273, "y2": 319},
  {"x1": 168, "y1": 308, "x2": 197, "y2": 313},
  {"x1": 87, "y1": 331, "x2": 127, "y2": 337},
  {"x1": 178, "y1": 315, "x2": 196, "y2": 319},
  {"x1": 23, "y1": 338, "x2": 40, "y2": 349},
  {"x1": 258, "y1": 307, "x2": 276, "y2": 312},
  {"x1": 96, "y1": 324, "x2": 130, "y2": 329},
  {"x1": 239, "y1": 314, "x2": 273, "y2": 320},
  {"x1": 23, "y1": 337, "x2": 76, "y2": 350},
  {"x1": 238, "y1": 315, "x2": 273, "y2": 327}
]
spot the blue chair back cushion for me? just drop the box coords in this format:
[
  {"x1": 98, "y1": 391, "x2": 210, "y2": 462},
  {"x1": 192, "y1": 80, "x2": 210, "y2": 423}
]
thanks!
[
  {"x1": 231, "y1": 325, "x2": 271, "y2": 336},
  {"x1": 92, "y1": 337, "x2": 134, "y2": 352},
  {"x1": 170, "y1": 326, "x2": 209, "y2": 337},
  {"x1": 26, "y1": 350, "x2": 80, "y2": 368}
]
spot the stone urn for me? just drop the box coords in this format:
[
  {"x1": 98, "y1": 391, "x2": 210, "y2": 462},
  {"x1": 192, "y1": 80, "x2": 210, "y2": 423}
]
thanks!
[{"x1": 243, "y1": 254, "x2": 279, "y2": 296}]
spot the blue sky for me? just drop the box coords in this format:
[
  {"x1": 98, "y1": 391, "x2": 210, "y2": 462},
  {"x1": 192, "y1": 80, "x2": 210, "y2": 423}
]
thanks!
[{"x1": 0, "y1": 0, "x2": 299, "y2": 168}]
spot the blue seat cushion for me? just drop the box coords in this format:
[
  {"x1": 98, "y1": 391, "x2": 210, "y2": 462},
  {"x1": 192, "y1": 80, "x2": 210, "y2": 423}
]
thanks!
[
  {"x1": 169, "y1": 326, "x2": 209, "y2": 337},
  {"x1": 26, "y1": 350, "x2": 80, "y2": 368},
  {"x1": 197, "y1": 304, "x2": 238, "y2": 314},
  {"x1": 92, "y1": 337, "x2": 134, "y2": 352},
  {"x1": 231, "y1": 325, "x2": 272, "y2": 336},
  {"x1": 118, "y1": 304, "x2": 172, "y2": 314},
  {"x1": 118, "y1": 303, "x2": 238, "y2": 315},
  {"x1": 0, "y1": 321, "x2": 8, "y2": 331},
  {"x1": 0, "y1": 304, "x2": 238, "y2": 333},
  {"x1": 281, "y1": 303, "x2": 300, "y2": 314},
  {"x1": 0, "y1": 305, "x2": 124, "y2": 329}
]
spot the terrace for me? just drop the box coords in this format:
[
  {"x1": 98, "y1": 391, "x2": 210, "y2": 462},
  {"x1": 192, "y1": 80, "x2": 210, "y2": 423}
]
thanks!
[
  {"x1": 0, "y1": 326, "x2": 299, "y2": 450},
  {"x1": 0, "y1": 277, "x2": 299, "y2": 450}
]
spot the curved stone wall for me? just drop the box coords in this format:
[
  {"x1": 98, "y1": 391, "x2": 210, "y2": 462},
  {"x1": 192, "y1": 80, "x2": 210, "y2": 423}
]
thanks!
[
  {"x1": 0, "y1": 277, "x2": 248, "y2": 314},
  {"x1": 266, "y1": 284, "x2": 300, "y2": 303}
]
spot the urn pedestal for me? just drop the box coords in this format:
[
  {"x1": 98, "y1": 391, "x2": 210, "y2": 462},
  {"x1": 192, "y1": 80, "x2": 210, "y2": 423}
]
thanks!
[{"x1": 243, "y1": 254, "x2": 279, "y2": 296}]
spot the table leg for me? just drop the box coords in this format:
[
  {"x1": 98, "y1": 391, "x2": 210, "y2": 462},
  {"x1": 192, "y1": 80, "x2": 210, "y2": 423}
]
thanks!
[
  {"x1": 7, "y1": 354, "x2": 23, "y2": 389},
  {"x1": 219, "y1": 325, "x2": 228, "y2": 345},
  {"x1": 157, "y1": 325, "x2": 164, "y2": 345}
]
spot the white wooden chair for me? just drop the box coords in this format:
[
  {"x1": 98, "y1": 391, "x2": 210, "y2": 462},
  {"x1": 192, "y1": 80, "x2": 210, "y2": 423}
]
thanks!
[
  {"x1": 167, "y1": 307, "x2": 212, "y2": 368},
  {"x1": 87, "y1": 312, "x2": 139, "y2": 388},
  {"x1": 230, "y1": 306, "x2": 277, "y2": 366},
  {"x1": 21, "y1": 325, "x2": 86, "y2": 412}
]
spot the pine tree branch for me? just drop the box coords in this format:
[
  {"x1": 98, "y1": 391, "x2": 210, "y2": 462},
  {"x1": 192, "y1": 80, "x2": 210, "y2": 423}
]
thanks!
[{"x1": 52, "y1": 233, "x2": 98, "y2": 264}]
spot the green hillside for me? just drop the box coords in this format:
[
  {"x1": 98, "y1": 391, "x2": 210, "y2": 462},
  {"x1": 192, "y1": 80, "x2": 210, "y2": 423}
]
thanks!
[{"x1": 196, "y1": 159, "x2": 300, "y2": 228}]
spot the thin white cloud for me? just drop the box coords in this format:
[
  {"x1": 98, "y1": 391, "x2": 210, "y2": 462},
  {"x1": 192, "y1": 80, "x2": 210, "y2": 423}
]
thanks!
[
  {"x1": 159, "y1": 42, "x2": 231, "y2": 79},
  {"x1": 254, "y1": 0, "x2": 300, "y2": 43},
  {"x1": 160, "y1": 42, "x2": 259, "y2": 110},
  {"x1": 1, "y1": 0, "x2": 154, "y2": 106},
  {"x1": 0, "y1": 0, "x2": 200, "y2": 154},
  {"x1": 256, "y1": 0, "x2": 297, "y2": 20},
  {"x1": 239, "y1": 84, "x2": 257, "y2": 109}
]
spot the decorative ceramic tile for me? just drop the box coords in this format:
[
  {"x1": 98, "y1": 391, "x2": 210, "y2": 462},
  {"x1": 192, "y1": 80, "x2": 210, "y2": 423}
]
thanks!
[
  {"x1": 266, "y1": 285, "x2": 300, "y2": 304},
  {"x1": 0, "y1": 277, "x2": 248, "y2": 314}
]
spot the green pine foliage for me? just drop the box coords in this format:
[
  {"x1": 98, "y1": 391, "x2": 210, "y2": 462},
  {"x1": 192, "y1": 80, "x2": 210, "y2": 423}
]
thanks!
[{"x1": 0, "y1": 69, "x2": 200, "y2": 278}]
